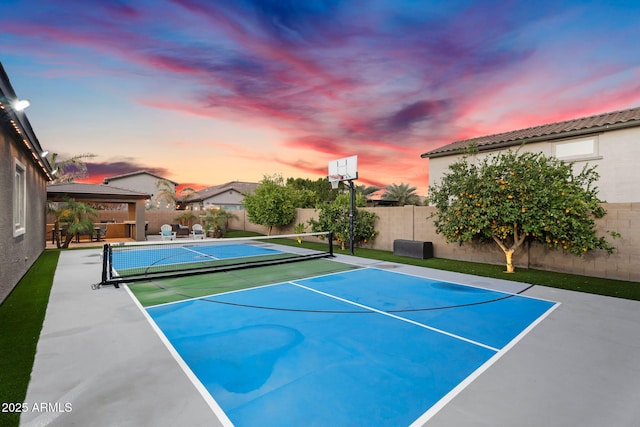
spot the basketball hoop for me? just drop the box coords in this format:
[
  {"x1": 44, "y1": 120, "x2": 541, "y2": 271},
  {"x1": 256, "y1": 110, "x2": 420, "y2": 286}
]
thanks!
[
  {"x1": 328, "y1": 174, "x2": 344, "y2": 190},
  {"x1": 327, "y1": 155, "x2": 359, "y2": 255}
]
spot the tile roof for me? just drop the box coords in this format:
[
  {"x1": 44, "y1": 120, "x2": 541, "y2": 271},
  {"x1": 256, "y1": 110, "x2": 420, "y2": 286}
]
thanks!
[
  {"x1": 47, "y1": 182, "x2": 150, "y2": 201},
  {"x1": 187, "y1": 181, "x2": 259, "y2": 202},
  {"x1": 103, "y1": 170, "x2": 179, "y2": 186},
  {"x1": 421, "y1": 106, "x2": 640, "y2": 158}
]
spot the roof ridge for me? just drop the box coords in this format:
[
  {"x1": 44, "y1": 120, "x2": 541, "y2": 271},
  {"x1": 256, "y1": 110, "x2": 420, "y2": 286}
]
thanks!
[
  {"x1": 103, "y1": 170, "x2": 178, "y2": 185},
  {"x1": 472, "y1": 106, "x2": 640, "y2": 141},
  {"x1": 421, "y1": 105, "x2": 640, "y2": 158}
]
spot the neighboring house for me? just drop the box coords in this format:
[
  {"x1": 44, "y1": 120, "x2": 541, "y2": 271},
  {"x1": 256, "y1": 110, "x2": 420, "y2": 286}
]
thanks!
[
  {"x1": 103, "y1": 170, "x2": 179, "y2": 209},
  {"x1": 184, "y1": 181, "x2": 258, "y2": 211},
  {"x1": 421, "y1": 107, "x2": 640, "y2": 203},
  {"x1": 0, "y1": 63, "x2": 55, "y2": 303}
]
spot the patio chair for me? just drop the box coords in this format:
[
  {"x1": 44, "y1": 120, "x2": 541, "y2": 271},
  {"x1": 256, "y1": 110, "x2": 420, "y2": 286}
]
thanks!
[
  {"x1": 191, "y1": 224, "x2": 205, "y2": 239},
  {"x1": 95, "y1": 223, "x2": 108, "y2": 241},
  {"x1": 160, "y1": 224, "x2": 176, "y2": 240},
  {"x1": 172, "y1": 223, "x2": 190, "y2": 238}
]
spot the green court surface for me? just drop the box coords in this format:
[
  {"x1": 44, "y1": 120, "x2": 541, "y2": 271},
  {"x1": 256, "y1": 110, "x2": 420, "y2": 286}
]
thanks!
[
  {"x1": 117, "y1": 252, "x2": 301, "y2": 277},
  {"x1": 127, "y1": 258, "x2": 360, "y2": 307}
]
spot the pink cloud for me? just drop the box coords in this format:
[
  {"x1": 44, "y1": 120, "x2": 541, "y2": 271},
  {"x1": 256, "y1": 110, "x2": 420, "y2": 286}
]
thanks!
[{"x1": 4, "y1": 0, "x2": 640, "y2": 198}]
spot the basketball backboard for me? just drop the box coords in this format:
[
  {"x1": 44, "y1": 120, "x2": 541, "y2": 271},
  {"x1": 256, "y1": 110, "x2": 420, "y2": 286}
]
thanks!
[{"x1": 328, "y1": 155, "x2": 358, "y2": 188}]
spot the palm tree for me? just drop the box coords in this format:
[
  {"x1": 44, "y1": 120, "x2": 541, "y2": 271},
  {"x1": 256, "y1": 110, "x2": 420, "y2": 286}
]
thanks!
[
  {"x1": 50, "y1": 153, "x2": 96, "y2": 183},
  {"x1": 176, "y1": 187, "x2": 197, "y2": 209},
  {"x1": 48, "y1": 202, "x2": 63, "y2": 248},
  {"x1": 155, "y1": 180, "x2": 196, "y2": 209},
  {"x1": 175, "y1": 211, "x2": 197, "y2": 227},
  {"x1": 382, "y1": 183, "x2": 421, "y2": 206},
  {"x1": 356, "y1": 185, "x2": 381, "y2": 197},
  {"x1": 201, "y1": 208, "x2": 239, "y2": 238},
  {"x1": 155, "y1": 179, "x2": 178, "y2": 209},
  {"x1": 55, "y1": 198, "x2": 98, "y2": 248}
]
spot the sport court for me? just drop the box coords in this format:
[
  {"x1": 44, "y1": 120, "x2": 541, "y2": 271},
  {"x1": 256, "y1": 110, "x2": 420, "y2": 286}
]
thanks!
[
  {"x1": 21, "y1": 243, "x2": 640, "y2": 427},
  {"x1": 111, "y1": 237, "x2": 556, "y2": 426}
]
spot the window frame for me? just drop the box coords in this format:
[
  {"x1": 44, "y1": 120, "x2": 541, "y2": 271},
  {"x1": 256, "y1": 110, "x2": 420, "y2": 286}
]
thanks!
[
  {"x1": 13, "y1": 158, "x2": 27, "y2": 237},
  {"x1": 553, "y1": 136, "x2": 602, "y2": 162}
]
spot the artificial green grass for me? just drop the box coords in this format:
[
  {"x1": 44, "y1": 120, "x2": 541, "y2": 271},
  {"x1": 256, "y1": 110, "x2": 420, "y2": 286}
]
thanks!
[
  {"x1": 347, "y1": 246, "x2": 640, "y2": 300},
  {"x1": 0, "y1": 250, "x2": 60, "y2": 427},
  {"x1": 224, "y1": 230, "x2": 269, "y2": 238},
  {"x1": 230, "y1": 231, "x2": 640, "y2": 301}
]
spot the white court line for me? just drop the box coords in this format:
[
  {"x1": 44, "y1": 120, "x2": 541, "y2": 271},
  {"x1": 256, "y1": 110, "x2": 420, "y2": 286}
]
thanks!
[
  {"x1": 143, "y1": 263, "x2": 365, "y2": 309},
  {"x1": 331, "y1": 264, "x2": 557, "y2": 304},
  {"x1": 289, "y1": 281, "x2": 500, "y2": 352},
  {"x1": 123, "y1": 284, "x2": 234, "y2": 427},
  {"x1": 127, "y1": 263, "x2": 559, "y2": 426},
  {"x1": 408, "y1": 300, "x2": 560, "y2": 426},
  {"x1": 290, "y1": 277, "x2": 560, "y2": 425},
  {"x1": 180, "y1": 245, "x2": 220, "y2": 260}
]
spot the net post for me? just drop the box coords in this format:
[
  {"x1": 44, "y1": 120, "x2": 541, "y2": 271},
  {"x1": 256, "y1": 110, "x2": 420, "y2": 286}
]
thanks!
[
  {"x1": 102, "y1": 243, "x2": 109, "y2": 284},
  {"x1": 107, "y1": 244, "x2": 119, "y2": 288},
  {"x1": 328, "y1": 231, "x2": 334, "y2": 256},
  {"x1": 101, "y1": 244, "x2": 109, "y2": 285}
]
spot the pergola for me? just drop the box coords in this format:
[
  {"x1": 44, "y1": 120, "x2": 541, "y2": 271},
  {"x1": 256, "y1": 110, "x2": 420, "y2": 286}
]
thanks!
[{"x1": 47, "y1": 183, "x2": 150, "y2": 241}]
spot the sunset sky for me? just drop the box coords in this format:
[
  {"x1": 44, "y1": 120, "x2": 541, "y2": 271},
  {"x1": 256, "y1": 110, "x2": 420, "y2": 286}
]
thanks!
[{"x1": 2, "y1": 0, "x2": 640, "y2": 195}]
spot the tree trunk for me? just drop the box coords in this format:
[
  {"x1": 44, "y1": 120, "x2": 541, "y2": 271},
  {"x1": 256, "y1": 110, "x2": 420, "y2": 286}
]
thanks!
[
  {"x1": 505, "y1": 249, "x2": 515, "y2": 273},
  {"x1": 493, "y1": 228, "x2": 525, "y2": 273},
  {"x1": 54, "y1": 221, "x2": 61, "y2": 249},
  {"x1": 61, "y1": 233, "x2": 74, "y2": 249}
]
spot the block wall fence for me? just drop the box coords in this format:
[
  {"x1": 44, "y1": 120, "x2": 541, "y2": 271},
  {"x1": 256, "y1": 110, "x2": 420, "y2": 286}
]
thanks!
[
  {"x1": 240, "y1": 204, "x2": 637, "y2": 282},
  {"x1": 63, "y1": 203, "x2": 638, "y2": 282}
]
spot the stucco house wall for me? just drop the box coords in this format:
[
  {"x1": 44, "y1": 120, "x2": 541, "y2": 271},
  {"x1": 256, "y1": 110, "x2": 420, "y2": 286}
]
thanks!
[
  {"x1": 427, "y1": 125, "x2": 640, "y2": 203},
  {"x1": 104, "y1": 171, "x2": 177, "y2": 209},
  {"x1": 0, "y1": 63, "x2": 54, "y2": 303},
  {"x1": 185, "y1": 181, "x2": 258, "y2": 211},
  {"x1": 201, "y1": 189, "x2": 246, "y2": 210},
  {"x1": 418, "y1": 107, "x2": 640, "y2": 281}
]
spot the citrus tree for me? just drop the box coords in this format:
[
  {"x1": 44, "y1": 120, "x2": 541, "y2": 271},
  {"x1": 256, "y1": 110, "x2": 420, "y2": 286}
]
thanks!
[
  {"x1": 243, "y1": 174, "x2": 296, "y2": 235},
  {"x1": 286, "y1": 177, "x2": 336, "y2": 207},
  {"x1": 309, "y1": 192, "x2": 378, "y2": 250},
  {"x1": 427, "y1": 150, "x2": 617, "y2": 273}
]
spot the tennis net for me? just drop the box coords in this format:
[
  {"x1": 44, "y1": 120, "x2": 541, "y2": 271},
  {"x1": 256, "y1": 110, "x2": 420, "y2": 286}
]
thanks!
[{"x1": 100, "y1": 231, "x2": 334, "y2": 287}]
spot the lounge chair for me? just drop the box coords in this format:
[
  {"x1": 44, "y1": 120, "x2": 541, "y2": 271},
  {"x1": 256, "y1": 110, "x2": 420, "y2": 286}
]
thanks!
[
  {"x1": 172, "y1": 223, "x2": 190, "y2": 238},
  {"x1": 191, "y1": 224, "x2": 205, "y2": 240},
  {"x1": 160, "y1": 224, "x2": 176, "y2": 240}
]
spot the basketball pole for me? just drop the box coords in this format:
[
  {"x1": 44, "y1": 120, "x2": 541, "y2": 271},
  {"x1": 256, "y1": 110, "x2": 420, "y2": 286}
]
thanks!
[
  {"x1": 348, "y1": 179, "x2": 355, "y2": 255},
  {"x1": 328, "y1": 155, "x2": 358, "y2": 255}
]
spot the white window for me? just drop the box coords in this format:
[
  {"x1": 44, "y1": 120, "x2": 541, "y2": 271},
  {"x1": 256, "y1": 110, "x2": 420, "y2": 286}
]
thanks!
[
  {"x1": 554, "y1": 137, "x2": 601, "y2": 161},
  {"x1": 13, "y1": 159, "x2": 26, "y2": 237}
]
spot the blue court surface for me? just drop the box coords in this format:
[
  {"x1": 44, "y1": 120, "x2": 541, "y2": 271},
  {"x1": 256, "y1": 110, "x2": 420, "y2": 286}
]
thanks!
[
  {"x1": 143, "y1": 267, "x2": 557, "y2": 426},
  {"x1": 112, "y1": 243, "x2": 282, "y2": 270}
]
